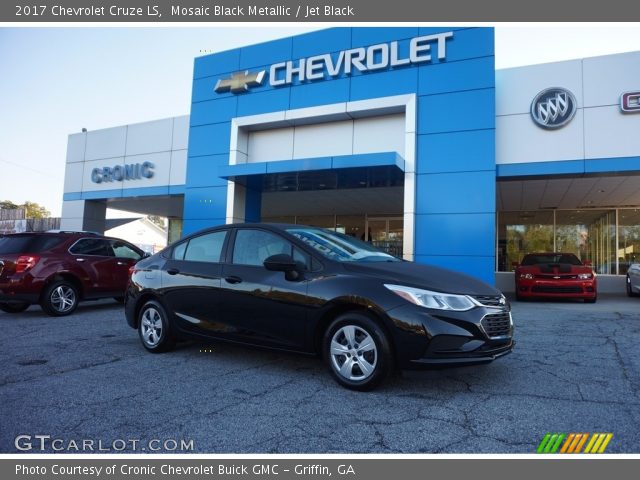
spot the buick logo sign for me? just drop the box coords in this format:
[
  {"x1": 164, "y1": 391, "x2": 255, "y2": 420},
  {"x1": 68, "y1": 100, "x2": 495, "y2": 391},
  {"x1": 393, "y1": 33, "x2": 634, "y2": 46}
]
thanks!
[{"x1": 530, "y1": 88, "x2": 577, "y2": 129}]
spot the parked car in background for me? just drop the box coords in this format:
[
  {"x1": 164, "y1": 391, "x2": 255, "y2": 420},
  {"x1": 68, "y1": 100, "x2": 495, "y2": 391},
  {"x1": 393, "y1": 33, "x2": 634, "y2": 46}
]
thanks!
[
  {"x1": 514, "y1": 252, "x2": 597, "y2": 303},
  {"x1": 126, "y1": 223, "x2": 514, "y2": 391},
  {"x1": 0, "y1": 231, "x2": 146, "y2": 316},
  {"x1": 626, "y1": 263, "x2": 640, "y2": 297}
]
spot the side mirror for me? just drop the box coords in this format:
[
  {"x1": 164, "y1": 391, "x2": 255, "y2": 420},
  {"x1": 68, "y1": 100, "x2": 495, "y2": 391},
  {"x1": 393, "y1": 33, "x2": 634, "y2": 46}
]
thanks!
[
  {"x1": 264, "y1": 254, "x2": 303, "y2": 281},
  {"x1": 142, "y1": 252, "x2": 151, "y2": 259}
]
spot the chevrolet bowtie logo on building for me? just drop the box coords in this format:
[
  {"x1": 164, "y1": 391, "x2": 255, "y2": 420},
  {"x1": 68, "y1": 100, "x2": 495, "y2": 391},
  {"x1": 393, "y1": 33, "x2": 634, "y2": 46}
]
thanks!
[
  {"x1": 531, "y1": 87, "x2": 577, "y2": 129},
  {"x1": 214, "y1": 70, "x2": 266, "y2": 93}
]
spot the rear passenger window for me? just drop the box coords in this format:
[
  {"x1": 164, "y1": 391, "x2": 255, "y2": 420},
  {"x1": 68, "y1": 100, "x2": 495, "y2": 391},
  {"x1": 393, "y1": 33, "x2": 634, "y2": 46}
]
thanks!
[
  {"x1": 172, "y1": 242, "x2": 187, "y2": 260},
  {"x1": 70, "y1": 238, "x2": 113, "y2": 256},
  {"x1": 183, "y1": 231, "x2": 227, "y2": 263}
]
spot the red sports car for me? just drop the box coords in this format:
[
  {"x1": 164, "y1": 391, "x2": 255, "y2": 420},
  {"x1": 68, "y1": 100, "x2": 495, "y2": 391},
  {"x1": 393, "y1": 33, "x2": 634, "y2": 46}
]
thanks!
[{"x1": 514, "y1": 252, "x2": 597, "y2": 303}]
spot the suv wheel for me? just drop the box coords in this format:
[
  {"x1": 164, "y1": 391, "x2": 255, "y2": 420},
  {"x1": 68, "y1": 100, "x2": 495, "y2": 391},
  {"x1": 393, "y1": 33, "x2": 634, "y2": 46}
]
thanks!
[
  {"x1": 626, "y1": 276, "x2": 637, "y2": 297},
  {"x1": 324, "y1": 312, "x2": 393, "y2": 391},
  {"x1": 0, "y1": 302, "x2": 30, "y2": 313},
  {"x1": 41, "y1": 281, "x2": 79, "y2": 316},
  {"x1": 138, "y1": 300, "x2": 175, "y2": 353}
]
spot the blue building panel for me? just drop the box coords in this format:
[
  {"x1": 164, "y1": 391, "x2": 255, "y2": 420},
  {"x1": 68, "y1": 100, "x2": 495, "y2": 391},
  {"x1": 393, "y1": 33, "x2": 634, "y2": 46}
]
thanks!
[
  {"x1": 416, "y1": 171, "x2": 496, "y2": 214},
  {"x1": 414, "y1": 255, "x2": 496, "y2": 285},
  {"x1": 350, "y1": 27, "x2": 420, "y2": 48},
  {"x1": 444, "y1": 28, "x2": 495, "y2": 63},
  {"x1": 289, "y1": 77, "x2": 351, "y2": 109},
  {"x1": 349, "y1": 67, "x2": 419, "y2": 101},
  {"x1": 186, "y1": 154, "x2": 230, "y2": 188},
  {"x1": 418, "y1": 88, "x2": 495, "y2": 134},
  {"x1": 190, "y1": 97, "x2": 238, "y2": 127},
  {"x1": 236, "y1": 87, "x2": 291, "y2": 117},
  {"x1": 418, "y1": 56, "x2": 495, "y2": 96},
  {"x1": 187, "y1": 122, "x2": 231, "y2": 157},
  {"x1": 417, "y1": 130, "x2": 495, "y2": 174},
  {"x1": 414, "y1": 213, "x2": 496, "y2": 257},
  {"x1": 183, "y1": 186, "x2": 228, "y2": 220}
]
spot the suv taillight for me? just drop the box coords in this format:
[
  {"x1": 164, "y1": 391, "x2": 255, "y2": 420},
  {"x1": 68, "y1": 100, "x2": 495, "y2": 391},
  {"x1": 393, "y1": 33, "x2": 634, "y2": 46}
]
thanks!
[{"x1": 16, "y1": 255, "x2": 40, "y2": 273}]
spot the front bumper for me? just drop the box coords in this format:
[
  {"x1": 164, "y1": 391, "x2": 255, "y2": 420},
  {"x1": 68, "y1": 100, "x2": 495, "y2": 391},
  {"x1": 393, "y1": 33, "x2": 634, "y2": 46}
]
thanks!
[
  {"x1": 385, "y1": 302, "x2": 515, "y2": 369},
  {"x1": 516, "y1": 278, "x2": 597, "y2": 299}
]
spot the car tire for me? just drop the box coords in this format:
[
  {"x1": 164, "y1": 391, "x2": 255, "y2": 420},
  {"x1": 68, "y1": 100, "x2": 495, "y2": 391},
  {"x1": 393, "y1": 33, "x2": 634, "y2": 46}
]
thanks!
[
  {"x1": 626, "y1": 276, "x2": 637, "y2": 297},
  {"x1": 40, "y1": 281, "x2": 79, "y2": 316},
  {"x1": 113, "y1": 297, "x2": 125, "y2": 304},
  {"x1": 323, "y1": 312, "x2": 393, "y2": 391},
  {"x1": 138, "y1": 300, "x2": 175, "y2": 353},
  {"x1": 584, "y1": 297, "x2": 597, "y2": 304},
  {"x1": 0, "y1": 302, "x2": 30, "y2": 313}
]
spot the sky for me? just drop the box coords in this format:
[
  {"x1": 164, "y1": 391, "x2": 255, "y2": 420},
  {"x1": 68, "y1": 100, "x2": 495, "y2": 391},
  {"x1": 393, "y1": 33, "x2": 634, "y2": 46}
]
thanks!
[{"x1": 2, "y1": 25, "x2": 640, "y2": 217}]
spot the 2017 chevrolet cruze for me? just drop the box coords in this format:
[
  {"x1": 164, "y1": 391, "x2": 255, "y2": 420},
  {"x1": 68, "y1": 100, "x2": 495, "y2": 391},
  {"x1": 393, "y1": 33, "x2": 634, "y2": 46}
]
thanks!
[{"x1": 125, "y1": 224, "x2": 514, "y2": 390}]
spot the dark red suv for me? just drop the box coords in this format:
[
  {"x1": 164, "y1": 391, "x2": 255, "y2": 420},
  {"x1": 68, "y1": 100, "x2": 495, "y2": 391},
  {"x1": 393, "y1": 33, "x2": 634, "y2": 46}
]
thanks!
[{"x1": 0, "y1": 231, "x2": 146, "y2": 316}]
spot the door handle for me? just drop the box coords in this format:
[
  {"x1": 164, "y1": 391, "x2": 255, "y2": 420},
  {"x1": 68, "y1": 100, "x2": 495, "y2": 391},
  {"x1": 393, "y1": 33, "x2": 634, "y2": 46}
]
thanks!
[
  {"x1": 225, "y1": 276, "x2": 243, "y2": 284},
  {"x1": 76, "y1": 258, "x2": 85, "y2": 263},
  {"x1": 167, "y1": 268, "x2": 180, "y2": 275}
]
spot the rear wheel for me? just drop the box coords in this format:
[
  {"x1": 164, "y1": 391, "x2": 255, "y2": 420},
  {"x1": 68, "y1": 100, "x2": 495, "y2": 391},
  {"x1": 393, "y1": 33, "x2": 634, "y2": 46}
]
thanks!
[
  {"x1": 138, "y1": 300, "x2": 175, "y2": 353},
  {"x1": 0, "y1": 302, "x2": 30, "y2": 313},
  {"x1": 324, "y1": 312, "x2": 393, "y2": 391},
  {"x1": 40, "y1": 281, "x2": 79, "y2": 316}
]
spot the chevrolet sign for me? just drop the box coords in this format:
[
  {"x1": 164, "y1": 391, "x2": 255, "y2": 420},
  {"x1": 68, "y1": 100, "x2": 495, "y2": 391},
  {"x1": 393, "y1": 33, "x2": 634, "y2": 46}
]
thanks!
[{"x1": 214, "y1": 32, "x2": 453, "y2": 94}]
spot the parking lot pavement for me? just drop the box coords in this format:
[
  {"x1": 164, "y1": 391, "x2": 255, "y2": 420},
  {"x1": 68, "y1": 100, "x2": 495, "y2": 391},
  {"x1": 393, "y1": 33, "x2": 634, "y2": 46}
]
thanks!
[{"x1": 1, "y1": 295, "x2": 639, "y2": 454}]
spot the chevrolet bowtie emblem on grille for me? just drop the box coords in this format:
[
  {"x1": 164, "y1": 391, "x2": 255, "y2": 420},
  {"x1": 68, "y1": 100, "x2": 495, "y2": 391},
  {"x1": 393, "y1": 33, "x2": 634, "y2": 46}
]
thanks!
[{"x1": 214, "y1": 70, "x2": 266, "y2": 93}]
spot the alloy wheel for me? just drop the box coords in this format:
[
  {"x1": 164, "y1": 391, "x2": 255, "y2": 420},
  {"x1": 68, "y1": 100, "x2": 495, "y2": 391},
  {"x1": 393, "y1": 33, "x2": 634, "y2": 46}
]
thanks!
[
  {"x1": 50, "y1": 285, "x2": 76, "y2": 313},
  {"x1": 141, "y1": 307, "x2": 163, "y2": 347}
]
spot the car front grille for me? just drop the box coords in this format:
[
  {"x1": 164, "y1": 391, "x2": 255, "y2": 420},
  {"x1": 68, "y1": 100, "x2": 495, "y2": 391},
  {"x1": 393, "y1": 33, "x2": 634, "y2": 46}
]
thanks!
[
  {"x1": 534, "y1": 274, "x2": 578, "y2": 280},
  {"x1": 471, "y1": 295, "x2": 504, "y2": 307},
  {"x1": 481, "y1": 312, "x2": 512, "y2": 338},
  {"x1": 532, "y1": 286, "x2": 583, "y2": 294}
]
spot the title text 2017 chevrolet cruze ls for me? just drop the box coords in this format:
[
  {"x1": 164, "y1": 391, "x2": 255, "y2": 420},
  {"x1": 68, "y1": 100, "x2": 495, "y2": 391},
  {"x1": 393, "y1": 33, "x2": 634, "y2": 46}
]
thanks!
[{"x1": 126, "y1": 224, "x2": 514, "y2": 390}]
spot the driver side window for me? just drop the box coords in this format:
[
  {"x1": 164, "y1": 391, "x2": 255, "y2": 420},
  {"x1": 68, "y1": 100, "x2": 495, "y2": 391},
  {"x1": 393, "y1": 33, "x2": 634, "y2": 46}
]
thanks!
[{"x1": 232, "y1": 229, "x2": 292, "y2": 267}]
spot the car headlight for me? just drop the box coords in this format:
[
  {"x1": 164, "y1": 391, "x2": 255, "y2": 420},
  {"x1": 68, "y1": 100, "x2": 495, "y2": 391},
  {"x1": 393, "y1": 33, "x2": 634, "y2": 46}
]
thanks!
[
  {"x1": 519, "y1": 273, "x2": 534, "y2": 280},
  {"x1": 384, "y1": 284, "x2": 476, "y2": 311},
  {"x1": 578, "y1": 273, "x2": 593, "y2": 280}
]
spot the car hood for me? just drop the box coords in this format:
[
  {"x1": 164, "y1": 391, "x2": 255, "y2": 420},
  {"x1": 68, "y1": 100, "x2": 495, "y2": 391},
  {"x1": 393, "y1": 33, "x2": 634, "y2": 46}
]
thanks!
[{"x1": 342, "y1": 261, "x2": 501, "y2": 296}]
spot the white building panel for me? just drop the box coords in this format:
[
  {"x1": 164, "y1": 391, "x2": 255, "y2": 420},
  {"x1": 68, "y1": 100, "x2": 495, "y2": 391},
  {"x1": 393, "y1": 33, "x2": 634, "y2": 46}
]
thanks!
[
  {"x1": 172, "y1": 115, "x2": 190, "y2": 151},
  {"x1": 169, "y1": 150, "x2": 188, "y2": 185},
  {"x1": 63, "y1": 162, "x2": 84, "y2": 194},
  {"x1": 583, "y1": 51, "x2": 640, "y2": 108},
  {"x1": 584, "y1": 105, "x2": 640, "y2": 159},
  {"x1": 84, "y1": 126, "x2": 127, "y2": 161},
  {"x1": 247, "y1": 128, "x2": 294, "y2": 163},
  {"x1": 126, "y1": 118, "x2": 173, "y2": 156},
  {"x1": 122, "y1": 152, "x2": 172, "y2": 189},
  {"x1": 66, "y1": 133, "x2": 87, "y2": 164},
  {"x1": 293, "y1": 120, "x2": 354, "y2": 159},
  {"x1": 81, "y1": 157, "x2": 125, "y2": 193},
  {"x1": 496, "y1": 110, "x2": 584, "y2": 164},
  {"x1": 353, "y1": 114, "x2": 405, "y2": 156}
]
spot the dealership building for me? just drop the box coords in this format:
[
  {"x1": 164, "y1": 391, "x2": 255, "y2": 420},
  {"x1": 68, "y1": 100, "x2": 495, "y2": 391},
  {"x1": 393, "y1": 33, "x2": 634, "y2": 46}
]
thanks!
[{"x1": 61, "y1": 27, "x2": 640, "y2": 289}]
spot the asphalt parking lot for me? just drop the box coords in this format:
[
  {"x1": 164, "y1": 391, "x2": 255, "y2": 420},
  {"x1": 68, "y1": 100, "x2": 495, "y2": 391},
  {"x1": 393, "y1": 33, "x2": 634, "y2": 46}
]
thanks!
[{"x1": 1, "y1": 295, "x2": 639, "y2": 453}]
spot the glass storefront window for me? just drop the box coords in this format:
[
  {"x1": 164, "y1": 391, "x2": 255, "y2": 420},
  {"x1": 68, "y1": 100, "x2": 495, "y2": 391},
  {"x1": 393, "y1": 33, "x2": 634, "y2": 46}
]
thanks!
[
  {"x1": 618, "y1": 209, "x2": 640, "y2": 275},
  {"x1": 498, "y1": 211, "x2": 554, "y2": 271}
]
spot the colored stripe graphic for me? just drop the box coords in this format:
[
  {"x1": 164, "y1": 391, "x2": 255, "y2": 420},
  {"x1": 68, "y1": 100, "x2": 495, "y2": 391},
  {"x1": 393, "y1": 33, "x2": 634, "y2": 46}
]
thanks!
[{"x1": 538, "y1": 433, "x2": 612, "y2": 453}]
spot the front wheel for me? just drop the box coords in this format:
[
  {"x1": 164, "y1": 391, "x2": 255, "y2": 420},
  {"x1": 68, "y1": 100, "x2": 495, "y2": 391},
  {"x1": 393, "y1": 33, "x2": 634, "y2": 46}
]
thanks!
[
  {"x1": 324, "y1": 313, "x2": 393, "y2": 391},
  {"x1": 41, "y1": 281, "x2": 79, "y2": 316},
  {"x1": 0, "y1": 302, "x2": 30, "y2": 313},
  {"x1": 138, "y1": 300, "x2": 175, "y2": 353}
]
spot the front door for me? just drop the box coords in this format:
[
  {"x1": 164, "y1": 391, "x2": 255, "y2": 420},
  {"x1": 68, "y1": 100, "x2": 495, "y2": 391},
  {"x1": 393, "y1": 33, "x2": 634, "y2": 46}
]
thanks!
[{"x1": 219, "y1": 228, "x2": 311, "y2": 350}]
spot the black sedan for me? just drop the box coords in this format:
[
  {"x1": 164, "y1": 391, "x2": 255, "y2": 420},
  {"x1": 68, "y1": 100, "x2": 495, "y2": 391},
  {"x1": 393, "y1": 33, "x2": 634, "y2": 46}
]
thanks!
[{"x1": 125, "y1": 224, "x2": 514, "y2": 390}]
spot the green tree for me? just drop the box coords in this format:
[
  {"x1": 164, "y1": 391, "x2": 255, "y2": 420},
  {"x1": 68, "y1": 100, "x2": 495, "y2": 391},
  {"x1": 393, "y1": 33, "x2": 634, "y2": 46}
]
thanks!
[
  {"x1": 0, "y1": 200, "x2": 50, "y2": 219},
  {"x1": 0, "y1": 200, "x2": 19, "y2": 210}
]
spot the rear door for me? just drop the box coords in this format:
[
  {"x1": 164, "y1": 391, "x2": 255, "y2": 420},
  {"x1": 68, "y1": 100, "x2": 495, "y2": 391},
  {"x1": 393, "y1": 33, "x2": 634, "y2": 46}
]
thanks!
[
  {"x1": 109, "y1": 240, "x2": 144, "y2": 295},
  {"x1": 68, "y1": 238, "x2": 119, "y2": 296},
  {"x1": 219, "y1": 228, "x2": 312, "y2": 350},
  {"x1": 161, "y1": 229, "x2": 229, "y2": 335}
]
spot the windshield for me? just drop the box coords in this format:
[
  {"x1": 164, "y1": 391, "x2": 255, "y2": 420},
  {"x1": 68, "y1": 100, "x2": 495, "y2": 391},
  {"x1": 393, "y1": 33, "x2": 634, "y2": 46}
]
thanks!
[{"x1": 286, "y1": 227, "x2": 400, "y2": 263}]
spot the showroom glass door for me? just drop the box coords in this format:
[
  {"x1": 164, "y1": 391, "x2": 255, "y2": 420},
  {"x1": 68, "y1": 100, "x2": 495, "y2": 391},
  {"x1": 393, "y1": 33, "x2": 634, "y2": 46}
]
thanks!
[{"x1": 366, "y1": 217, "x2": 403, "y2": 257}]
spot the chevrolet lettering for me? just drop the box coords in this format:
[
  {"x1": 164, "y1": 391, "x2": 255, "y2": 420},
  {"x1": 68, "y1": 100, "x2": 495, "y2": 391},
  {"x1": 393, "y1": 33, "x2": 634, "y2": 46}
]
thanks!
[{"x1": 214, "y1": 32, "x2": 453, "y2": 94}]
